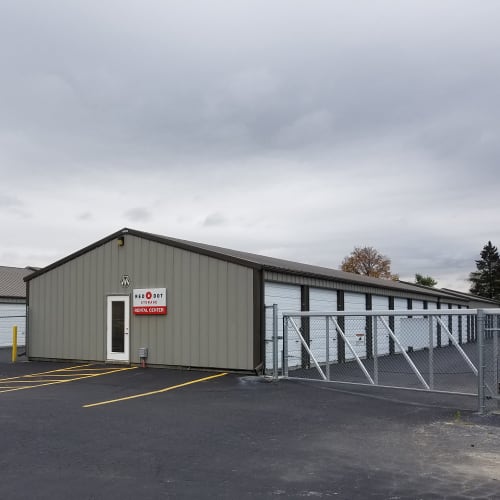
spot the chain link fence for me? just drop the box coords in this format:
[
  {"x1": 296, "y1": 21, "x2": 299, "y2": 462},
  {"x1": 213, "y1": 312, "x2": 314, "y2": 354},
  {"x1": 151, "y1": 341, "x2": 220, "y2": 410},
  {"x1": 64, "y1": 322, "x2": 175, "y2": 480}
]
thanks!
[{"x1": 266, "y1": 308, "x2": 500, "y2": 414}]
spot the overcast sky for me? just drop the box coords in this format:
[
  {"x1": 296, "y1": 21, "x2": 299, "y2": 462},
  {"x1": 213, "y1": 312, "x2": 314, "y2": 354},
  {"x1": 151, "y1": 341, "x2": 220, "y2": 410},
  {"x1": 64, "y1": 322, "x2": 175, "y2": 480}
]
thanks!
[{"x1": 1, "y1": 1, "x2": 499, "y2": 291}]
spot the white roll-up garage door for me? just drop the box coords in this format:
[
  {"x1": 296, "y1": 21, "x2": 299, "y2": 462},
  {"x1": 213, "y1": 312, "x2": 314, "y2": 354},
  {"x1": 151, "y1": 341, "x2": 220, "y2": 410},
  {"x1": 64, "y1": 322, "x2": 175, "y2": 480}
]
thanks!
[
  {"x1": 403, "y1": 299, "x2": 427, "y2": 351},
  {"x1": 0, "y1": 304, "x2": 26, "y2": 347},
  {"x1": 344, "y1": 292, "x2": 367, "y2": 360},
  {"x1": 451, "y1": 304, "x2": 460, "y2": 344},
  {"x1": 309, "y1": 288, "x2": 337, "y2": 364},
  {"x1": 371, "y1": 295, "x2": 390, "y2": 355},
  {"x1": 427, "y1": 302, "x2": 439, "y2": 347},
  {"x1": 393, "y1": 298, "x2": 409, "y2": 353},
  {"x1": 439, "y1": 303, "x2": 452, "y2": 347},
  {"x1": 264, "y1": 282, "x2": 301, "y2": 369}
]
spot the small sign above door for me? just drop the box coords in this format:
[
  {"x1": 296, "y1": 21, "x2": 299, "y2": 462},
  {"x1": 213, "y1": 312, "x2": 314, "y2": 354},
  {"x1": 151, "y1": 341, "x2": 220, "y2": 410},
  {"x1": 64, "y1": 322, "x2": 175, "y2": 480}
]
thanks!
[{"x1": 133, "y1": 288, "x2": 167, "y2": 315}]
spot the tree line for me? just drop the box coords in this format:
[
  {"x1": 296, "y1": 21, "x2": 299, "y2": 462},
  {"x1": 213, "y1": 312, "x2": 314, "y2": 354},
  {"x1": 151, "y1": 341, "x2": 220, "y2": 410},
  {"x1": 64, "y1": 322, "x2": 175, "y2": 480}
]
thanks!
[{"x1": 340, "y1": 242, "x2": 500, "y2": 301}]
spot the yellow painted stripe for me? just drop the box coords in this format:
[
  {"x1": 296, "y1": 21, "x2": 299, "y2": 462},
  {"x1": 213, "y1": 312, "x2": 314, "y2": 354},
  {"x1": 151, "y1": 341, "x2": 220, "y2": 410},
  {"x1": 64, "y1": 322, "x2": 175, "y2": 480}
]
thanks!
[
  {"x1": 83, "y1": 372, "x2": 228, "y2": 408},
  {"x1": 0, "y1": 366, "x2": 137, "y2": 394},
  {"x1": 0, "y1": 364, "x2": 93, "y2": 382},
  {"x1": 0, "y1": 379, "x2": 69, "y2": 384},
  {"x1": 32, "y1": 371, "x2": 124, "y2": 378}
]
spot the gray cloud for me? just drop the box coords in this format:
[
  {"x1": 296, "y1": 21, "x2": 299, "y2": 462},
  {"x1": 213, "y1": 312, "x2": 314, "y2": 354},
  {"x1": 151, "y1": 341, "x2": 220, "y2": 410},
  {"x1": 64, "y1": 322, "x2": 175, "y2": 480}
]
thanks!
[
  {"x1": 77, "y1": 212, "x2": 92, "y2": 221},
  {"x1": 203, "y1": 213, "x2": 226, "y2": 227},
  {"x1": 123, "y1": 208, "x2": 152, "y2": 222},
  {"x1": 0, "y1": 1, "x2": 499, "y2": 291}
]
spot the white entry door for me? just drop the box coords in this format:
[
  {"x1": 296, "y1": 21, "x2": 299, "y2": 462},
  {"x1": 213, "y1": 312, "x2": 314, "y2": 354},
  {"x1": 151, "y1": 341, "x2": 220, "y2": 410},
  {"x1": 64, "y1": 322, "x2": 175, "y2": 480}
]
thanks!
[{"x1": 106, "y1": 296, "x2": 130, "y2": 362}]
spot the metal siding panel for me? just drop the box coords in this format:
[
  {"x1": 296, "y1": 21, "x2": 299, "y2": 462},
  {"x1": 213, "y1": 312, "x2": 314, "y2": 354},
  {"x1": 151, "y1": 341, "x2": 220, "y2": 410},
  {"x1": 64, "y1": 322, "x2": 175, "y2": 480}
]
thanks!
[
  {"x1": 189, "y1": 252, "x2": 201, "y2": 367},
  {"x1": 207, "y1": 258, "x2": 218, "y2": 366},
  {"x1": 154, "y1": 243, "x2": 167, "y2": 364},
  {"x1": 89, "y1": 252, "x2": 99, "y2": 359},
  {"x1": 181, "y1": 249, "x2": 191, "y2": 365},
  {"x1": 170, "y1": 247, "x2": 181, "y2": 364},
  {"x1": 67, "y1": 260, "x2": 77, "y2": 359},
  {"x1": 245, "y1": 267, "x2": 254, "y2": 369},
  {"x1": 217, "y1": 260, "x2": 228, "y2": 367},
  {"x1": 198, "y1": 254, "x2": 210, "y2": 366},
  {"x1": 227, "y1": 263, "x2": 238, "y2": 368},
  {"x1": 84, "y1": 251, "x2": 92, "y2": 359},
  {"x1": 47, "y1": 270, "x2": 55, "y2": 358},
  {"x1": 164, "y1": 244, "x2": 175, "y2": 365},
  {"x1": 62, "y1": 261, "x2": 70, "y2": 358}
]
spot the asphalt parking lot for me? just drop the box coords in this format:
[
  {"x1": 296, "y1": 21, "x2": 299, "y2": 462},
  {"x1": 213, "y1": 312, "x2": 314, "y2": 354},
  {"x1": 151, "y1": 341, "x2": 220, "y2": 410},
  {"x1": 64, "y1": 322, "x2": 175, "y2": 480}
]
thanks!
[{"x1": 1, "y1": 353, "x2": 500, "y2": 499}]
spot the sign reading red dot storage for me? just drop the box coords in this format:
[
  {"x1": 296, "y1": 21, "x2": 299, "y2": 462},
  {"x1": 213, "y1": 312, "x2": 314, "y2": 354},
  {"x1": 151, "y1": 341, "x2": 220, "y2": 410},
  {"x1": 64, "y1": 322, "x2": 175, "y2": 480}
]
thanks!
[{"x1": 133, "y1": 288, "x2": 167, "y2": 315}]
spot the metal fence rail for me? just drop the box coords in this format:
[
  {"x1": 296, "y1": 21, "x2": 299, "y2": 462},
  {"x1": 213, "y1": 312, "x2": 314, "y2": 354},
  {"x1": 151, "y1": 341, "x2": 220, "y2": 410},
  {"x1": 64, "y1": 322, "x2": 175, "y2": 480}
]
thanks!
[{"x1": 266, "y1": 308, "x2": 500, "y2": 414}]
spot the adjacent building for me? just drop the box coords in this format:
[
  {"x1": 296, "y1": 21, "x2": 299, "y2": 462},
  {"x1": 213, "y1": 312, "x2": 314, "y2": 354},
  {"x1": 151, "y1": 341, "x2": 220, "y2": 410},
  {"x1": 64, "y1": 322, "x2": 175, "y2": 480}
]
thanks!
[{"x1": 0, "y1": 266, "x2": 35, "y2": 347}]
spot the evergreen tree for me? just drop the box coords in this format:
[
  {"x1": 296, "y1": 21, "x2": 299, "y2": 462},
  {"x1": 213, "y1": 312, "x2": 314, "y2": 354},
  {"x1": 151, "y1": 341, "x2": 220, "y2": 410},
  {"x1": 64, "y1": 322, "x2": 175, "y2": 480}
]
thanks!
[
  {"x1": 469, "y1": 241, "x2": 500, "y2": 300},
  {"x1": 415, "y1": 273, "x2": 437, "y2": 287}
]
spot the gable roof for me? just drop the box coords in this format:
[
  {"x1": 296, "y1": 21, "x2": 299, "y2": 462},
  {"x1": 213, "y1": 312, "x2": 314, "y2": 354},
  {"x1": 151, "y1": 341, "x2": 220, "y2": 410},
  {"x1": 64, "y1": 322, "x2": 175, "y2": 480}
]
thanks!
[
  {"x1": 0, "y1": 266, "x2": 35, "y2": 298},
  {"x1": 24, "y1": 228, "x2": 471, "y2": 303}
]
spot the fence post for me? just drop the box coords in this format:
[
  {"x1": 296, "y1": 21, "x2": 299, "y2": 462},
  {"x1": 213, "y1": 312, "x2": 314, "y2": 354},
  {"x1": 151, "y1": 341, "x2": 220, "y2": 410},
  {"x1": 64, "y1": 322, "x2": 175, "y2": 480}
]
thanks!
[
  {"x1": 373, "y1": 315, "x2": 378, "y2": 385},
  {"x1": 283, "y1": 316, "x2": 289, "y2": 378},
  {"x1": 494, "y1": 315, "x2": 499, "y2": 409},
  {"x1": 428, "y1": 315, "x2": 434, "y2": 390},
  {"x1": 477, "y1": 309, "x2": 485, "y2": 414},
  {"x1": 272, "y1": 304, "x2": 278, "y2": 381},
  {"x1": 326, "y1": 316, "x2": 330, "y2": 381},
  {"x1": 12, "y1": 326, "x2": 18, "y2": 363}
]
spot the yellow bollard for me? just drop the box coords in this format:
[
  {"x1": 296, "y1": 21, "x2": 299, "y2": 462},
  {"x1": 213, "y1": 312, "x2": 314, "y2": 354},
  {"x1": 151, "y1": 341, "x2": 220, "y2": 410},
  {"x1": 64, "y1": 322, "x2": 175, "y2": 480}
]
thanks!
[{"x1": 12, "y1": 326, "x2": 17, "y2": 363}]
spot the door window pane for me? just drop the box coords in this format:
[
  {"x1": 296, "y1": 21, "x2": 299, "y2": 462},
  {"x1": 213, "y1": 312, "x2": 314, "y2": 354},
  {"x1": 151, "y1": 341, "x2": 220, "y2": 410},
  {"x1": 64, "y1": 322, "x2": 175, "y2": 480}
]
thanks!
[{"x1": 112, "y1": 301, "x2": 125, "y2": 352}]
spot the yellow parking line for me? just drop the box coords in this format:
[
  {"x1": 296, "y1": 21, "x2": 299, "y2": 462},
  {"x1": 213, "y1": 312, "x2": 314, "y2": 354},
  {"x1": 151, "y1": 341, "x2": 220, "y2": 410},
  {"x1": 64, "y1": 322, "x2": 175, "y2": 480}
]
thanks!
[
  {"x1": 0, "y1": 366, "x2": 137, "y2": 394},
  {"x1": 0, "y1": 364, "x2": 93, "y2": 382},
  {"x1": 83, "y1": 372, "x2": 228, "y2": 408},
  {"x1": 0, "y1": 379, "x2": 69, "y2": 384}
]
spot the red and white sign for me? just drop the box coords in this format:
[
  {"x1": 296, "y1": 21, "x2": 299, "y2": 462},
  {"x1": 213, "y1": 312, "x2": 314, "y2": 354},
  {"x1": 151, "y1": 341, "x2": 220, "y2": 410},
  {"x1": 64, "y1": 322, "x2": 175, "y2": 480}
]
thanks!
[{"x1": 133, "y1": 288, "x2": 167, "y2": 315}]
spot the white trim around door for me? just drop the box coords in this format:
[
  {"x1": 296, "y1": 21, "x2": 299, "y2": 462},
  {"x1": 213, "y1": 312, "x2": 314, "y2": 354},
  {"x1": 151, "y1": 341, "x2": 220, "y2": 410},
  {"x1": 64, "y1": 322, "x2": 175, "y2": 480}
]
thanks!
[{"x1": 106, "y1": 295, "x2": 130, "y2": 362}]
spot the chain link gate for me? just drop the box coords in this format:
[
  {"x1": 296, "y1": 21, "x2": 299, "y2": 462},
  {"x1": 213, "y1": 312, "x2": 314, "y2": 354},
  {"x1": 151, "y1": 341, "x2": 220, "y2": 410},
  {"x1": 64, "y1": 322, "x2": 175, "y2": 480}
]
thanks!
[{"x1": 269, "y1": 308, "x2": 500, "y2": 414}]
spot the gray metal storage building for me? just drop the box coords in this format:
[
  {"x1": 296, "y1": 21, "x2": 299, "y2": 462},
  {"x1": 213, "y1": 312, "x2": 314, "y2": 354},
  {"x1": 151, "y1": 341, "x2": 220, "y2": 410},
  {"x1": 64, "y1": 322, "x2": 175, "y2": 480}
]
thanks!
[{"x1": 24, "y1": 228, "x2": 497, "y2": 371}]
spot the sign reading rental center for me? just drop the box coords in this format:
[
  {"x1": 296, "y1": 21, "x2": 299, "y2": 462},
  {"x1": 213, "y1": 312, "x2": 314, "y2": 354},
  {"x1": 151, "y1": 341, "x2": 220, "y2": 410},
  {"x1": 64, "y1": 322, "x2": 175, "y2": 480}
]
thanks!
[{"x1": 133, "y1": 288, "x2": 167, "y2": 315}]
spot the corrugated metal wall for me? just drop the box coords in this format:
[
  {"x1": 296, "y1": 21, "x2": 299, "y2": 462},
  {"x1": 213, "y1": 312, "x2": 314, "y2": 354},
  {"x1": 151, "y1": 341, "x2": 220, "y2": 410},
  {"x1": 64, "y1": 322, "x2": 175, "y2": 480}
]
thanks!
[{"x1": 28, "y1": 235, "x2": 255, "y2": 370}]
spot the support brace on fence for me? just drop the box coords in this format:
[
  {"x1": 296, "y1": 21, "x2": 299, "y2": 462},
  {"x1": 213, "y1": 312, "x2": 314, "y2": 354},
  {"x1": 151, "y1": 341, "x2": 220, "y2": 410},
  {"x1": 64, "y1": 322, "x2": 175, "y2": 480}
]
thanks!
[
  {"x1": 330, "y1": 316, "x2": 375, "y2": 385},
  {"x1": 379, "y1": 317, "x2": 430, "y2": 390},
  {"x1": 436, "y1": 316, "x2": 478, "y2": 376},
  {"x1": 287, "y1": 317, "x2": 327, "y2": 381}
]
